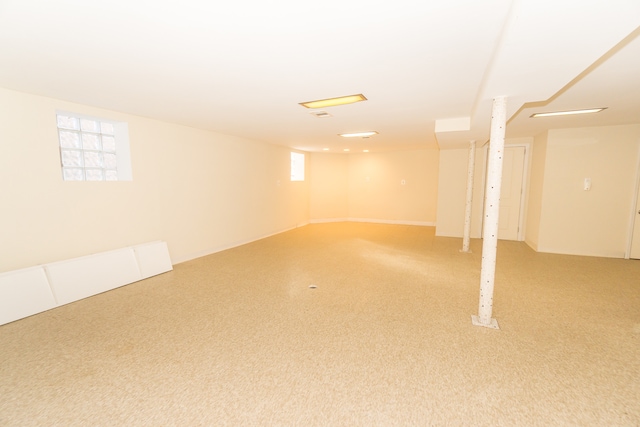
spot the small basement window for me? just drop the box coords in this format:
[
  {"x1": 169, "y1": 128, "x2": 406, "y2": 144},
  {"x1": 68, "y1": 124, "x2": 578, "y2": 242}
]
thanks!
[
  {"x1": 290, "y1": 152, "x2": 305, "y2": 181},
  {"x1": 57, "y1": 112, "x2": 132, "y2": 181}
]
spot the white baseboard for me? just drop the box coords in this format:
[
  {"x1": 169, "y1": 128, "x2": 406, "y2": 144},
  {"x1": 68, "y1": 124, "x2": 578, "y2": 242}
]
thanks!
[
  {"x1": 0, "y1": 241, "x2": 172, "y2": 325},
  {"x1": 309, "y1": 218, "x2": 350, "y2": 224},
  {"x1": 172, "y1": 223, "x2": 307, "y2": 265},
  {"x1": 311, "y1": 218, "x2": 435, "y2": 227},
  {"x1": 175, "y1": 219, "x2": 435, "y2": 266}
]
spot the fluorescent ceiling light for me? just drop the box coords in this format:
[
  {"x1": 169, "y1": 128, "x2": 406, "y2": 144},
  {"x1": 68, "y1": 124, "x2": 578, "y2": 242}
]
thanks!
[
  {"x1": 300, "y1": 94, "x2": 367, "y2": 109},
  {"x1": 343, "y1": 149, "x2": 350, "y2": 152},
  {"x1": 530, "y1": 108, "x2": 607, "y2": 118},
  {"x1": 339, "y1": 131, "x2": 378, "y2": 138},
  {"x1": 363, "y1": 150, "x2": 369, "y2": 153},
  {"x1": 322, "y1": 148, "x2": 329, "y2": 151}
]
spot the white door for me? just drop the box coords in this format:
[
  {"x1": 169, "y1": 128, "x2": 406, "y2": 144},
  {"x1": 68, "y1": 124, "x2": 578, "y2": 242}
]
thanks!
[
  {"x1": 497, "y1": 146, "x2": 526, "y2": 240},
  {"x1": 630, "y1": 183, "x2": 640, "y2": 259}
]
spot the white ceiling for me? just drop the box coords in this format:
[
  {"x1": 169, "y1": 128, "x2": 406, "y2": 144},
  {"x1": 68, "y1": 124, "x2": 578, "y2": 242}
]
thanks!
[{"x1": 1, "y1": 0, "x2": 639, "y2": 152}]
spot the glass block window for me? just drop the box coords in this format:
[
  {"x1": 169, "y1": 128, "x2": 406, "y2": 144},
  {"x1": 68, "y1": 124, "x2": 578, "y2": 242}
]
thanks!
[
  {"x1": 56, "y1": 112, "x2": 131, "y2": 181},
  {"x1": 291, "y1": 151, "x2": 305, "y2": 181}
]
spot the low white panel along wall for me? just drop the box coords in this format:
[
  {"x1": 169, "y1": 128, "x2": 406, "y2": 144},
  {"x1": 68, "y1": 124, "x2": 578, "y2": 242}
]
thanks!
[
  {"x1": 0, "y1": 267, "x2": 57, "y2": 326},
  {"x1": 0, "y1": 241, "x2": 172, "y2": 325},
  {"x1": 46, "y1": 248, "x2": 142, "y2": 306},
  {"x1": 134, "y1": 241, "x2": 173, "y2": 279}
]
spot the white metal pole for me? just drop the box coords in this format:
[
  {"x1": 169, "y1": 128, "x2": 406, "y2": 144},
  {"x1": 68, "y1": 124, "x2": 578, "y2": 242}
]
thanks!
[
  {"x1": 472, "y1": 97, "x2": 506, "y2": 329},
  {"x1": 461, "y1": 140, "x2": 476, "y2": 253}
]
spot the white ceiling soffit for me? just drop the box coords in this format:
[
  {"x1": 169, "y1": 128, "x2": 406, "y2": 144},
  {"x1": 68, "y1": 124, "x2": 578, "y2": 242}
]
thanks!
[
  {"x1": 507, "y1": 25, "x2": 640, "y2": 138},
  {"x1": 436, "y1": 0, "x2": 640, "y2": 149},
  {"x1": 0, "y1": 0, "x2": 639, "y2": 152}
]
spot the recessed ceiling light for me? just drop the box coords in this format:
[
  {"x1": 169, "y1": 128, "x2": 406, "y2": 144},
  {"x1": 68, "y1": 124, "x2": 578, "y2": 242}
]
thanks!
[
  {"x1": 310, "y1": 111, "x2": 332, "y2": 118},
  {"x1": 300, "y1": 94, "x2": 367, "y2": 109},
  {"x1": 363, "y1": 150, "x2": 369, "y2": 153},
  {"x1": 530, "y1": 108, "x2": 607, "y2": 118},
  {"x1": 322, "y1": 148, "x2": 329, "y2": 151},
  {"x1": 344, "y1": 149, "x2": 350, "y2": 152},
  {"x1": 339, "y1": 131, "x2": 378, "y2": 138}
]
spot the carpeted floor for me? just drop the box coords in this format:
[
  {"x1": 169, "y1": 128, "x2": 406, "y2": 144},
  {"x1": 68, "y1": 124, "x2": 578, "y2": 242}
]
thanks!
[{"x1": 1, "y1": 222, "x2": 639, "y2": 426}]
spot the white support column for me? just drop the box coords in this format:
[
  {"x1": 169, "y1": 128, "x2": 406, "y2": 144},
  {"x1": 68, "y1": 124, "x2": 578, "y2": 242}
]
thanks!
[
  {"x1": 472, "y1": 97, "x2": 506, "y2": 330},
  {"x1": 461, "y1": 140, "x2": 476, "y2": 253}
]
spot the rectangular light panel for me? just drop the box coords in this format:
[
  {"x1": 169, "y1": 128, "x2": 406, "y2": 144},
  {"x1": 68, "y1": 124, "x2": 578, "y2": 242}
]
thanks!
[
  {"x1": 300, "y1": 94, "x2": 367, "y2": 109},
  {"x1": 530, "y1": 108, "x2": 607, "y2": 118}
]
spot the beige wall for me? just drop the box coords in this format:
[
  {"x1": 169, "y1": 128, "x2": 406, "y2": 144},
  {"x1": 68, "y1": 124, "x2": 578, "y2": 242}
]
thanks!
[
  {"x1": 4, "y1": 86, "x2": 638, "y2": 273},
  {"x1": 524, "y1": 131, "x2": 548, "y2": 250},
  {"x1": 436, "y1": 126, "x2": 640, "y2": 258},
  {"x1": 435, "y1": 138, "x2": 534, "y2": 239},
  {"x1": 310, "y1": 150, "x2": 439, "y2": 225},
  {"x1": 435, "y1": 145, "x2": 486, "y2": 238},
  {"x1": 0, "y1": 87, "x2": 309, "y2": 273},
  {"x1": 533, "y1": 125, "x2": 640, "y2": 257},
  {"x1": 309, "y1": 153, "x2": 349, "y2": 220}
]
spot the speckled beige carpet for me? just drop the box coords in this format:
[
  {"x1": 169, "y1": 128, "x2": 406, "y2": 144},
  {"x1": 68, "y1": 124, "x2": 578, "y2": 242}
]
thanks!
[{"x1": 1, "y1": 223, "x2": 639, "y2": 426}]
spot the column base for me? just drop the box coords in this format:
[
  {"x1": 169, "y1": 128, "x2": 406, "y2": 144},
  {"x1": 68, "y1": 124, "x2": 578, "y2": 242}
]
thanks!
[{"x1": 471, "y1": 315, "x2": 499, "y2": 329}]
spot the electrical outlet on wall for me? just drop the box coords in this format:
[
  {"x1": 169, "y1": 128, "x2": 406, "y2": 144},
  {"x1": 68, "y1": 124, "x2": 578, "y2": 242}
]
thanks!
[{"x1": 401, "y1": 179, "x2": 406, "y2": 185}]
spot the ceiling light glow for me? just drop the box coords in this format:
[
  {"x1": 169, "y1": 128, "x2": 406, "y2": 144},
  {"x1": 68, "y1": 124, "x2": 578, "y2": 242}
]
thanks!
[
  {"x1": 530, "y1": 108, "x2": 607, "y2": 118},
  {"x1": 339, "y1": 131, "x2": 378, "y2": 138},
  {"x1": 300, "y1": 94, "x2": 367, "y2": 109}
]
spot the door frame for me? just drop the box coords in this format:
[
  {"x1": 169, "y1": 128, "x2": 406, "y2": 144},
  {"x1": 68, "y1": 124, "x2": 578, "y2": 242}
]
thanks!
[
  {"x1": 481, "y1": 142, "x2": 531, "y2": 241},
  {"x1": 624, "y1": 145, "x2": 640, "y2": 259}
]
